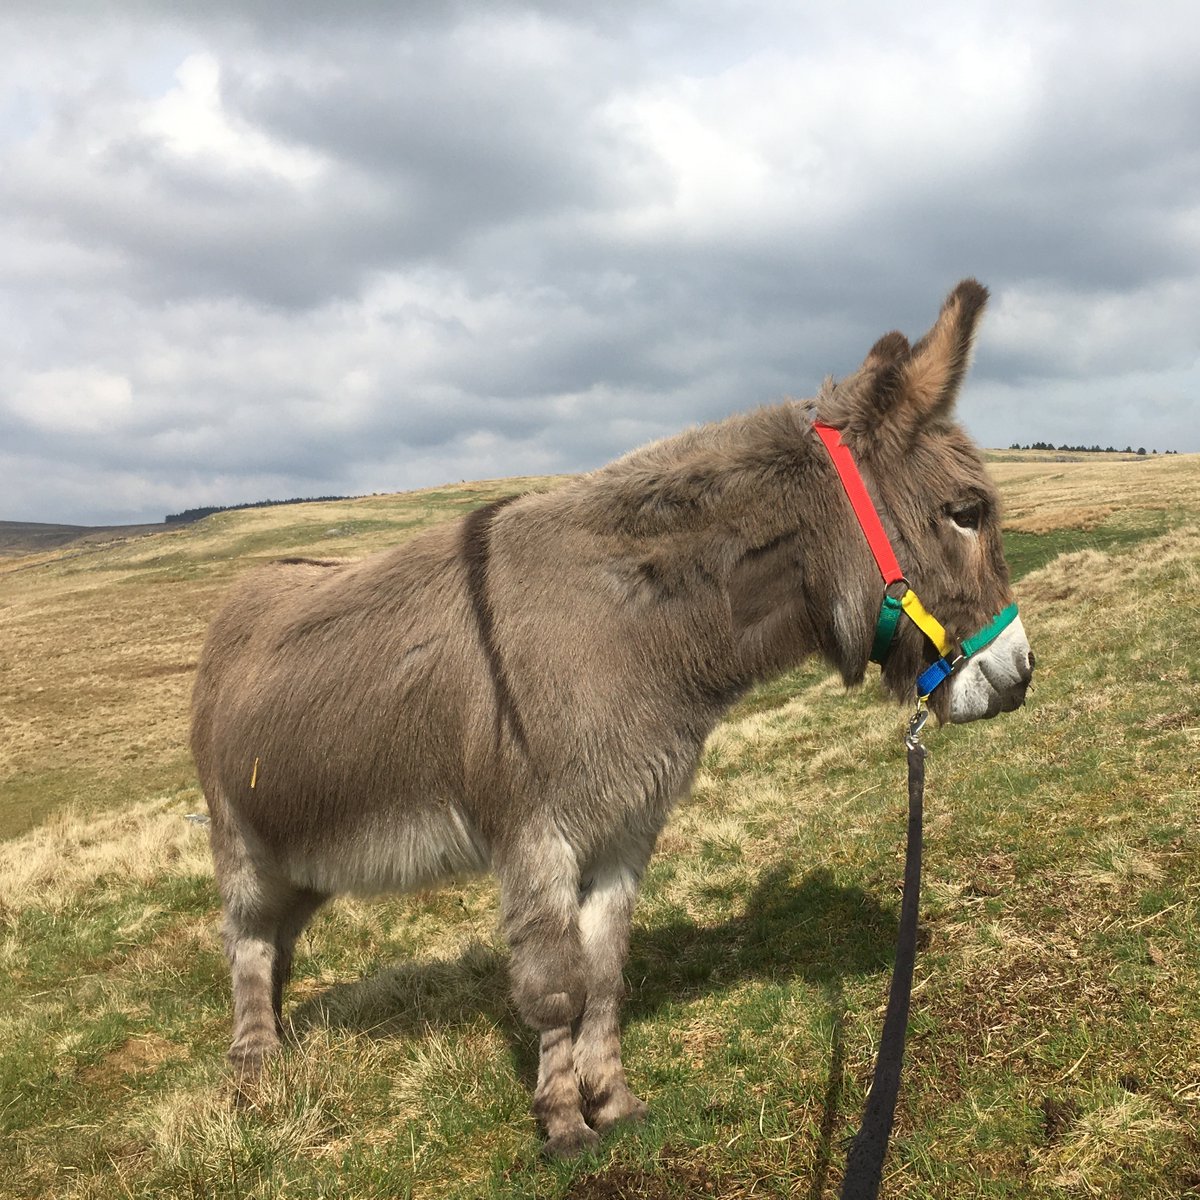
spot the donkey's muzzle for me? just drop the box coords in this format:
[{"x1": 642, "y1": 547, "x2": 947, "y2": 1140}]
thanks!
[{"x1": 946, "y1": 616, "x2": 1034, "y2": 723}]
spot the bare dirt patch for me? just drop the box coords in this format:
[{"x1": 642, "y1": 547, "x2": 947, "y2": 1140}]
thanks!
[
  {"x1": 80, "y1": 1032, "x2": 178, "y2": 1090},
  {"x1": 565, "y1": 1149, "x2": 718, "y2": 1199}
]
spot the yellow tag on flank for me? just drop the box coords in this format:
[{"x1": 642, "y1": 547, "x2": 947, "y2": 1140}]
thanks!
[
  {"x1": 250, "y1": 757, "x2": 260, "y2": 789},
  {"x1": 901, "y1": 590, "x2": 954, "y2": 658}
]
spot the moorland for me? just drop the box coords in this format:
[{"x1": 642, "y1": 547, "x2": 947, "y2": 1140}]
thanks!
[{"x1": 1, "y1": 452, "x2": 1197, "y2": 1198}]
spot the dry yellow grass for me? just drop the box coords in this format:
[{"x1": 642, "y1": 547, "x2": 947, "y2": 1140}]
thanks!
[
  {"x1": 1004, "y1": 504, "x2": 1115, "y2": 534},
  {"x1": 1032, "y1": 1093, "x2": 1186, "y2": 1197},
  {"x1": 0, "y1": 795, "x2": 211, "y2": 913},
  {"x1": 989, "y1": 450, "x2": 1200, "y2": 526},
  {"x1": 137, "y1": 1029, "x2": 394, "y2": 1181}
]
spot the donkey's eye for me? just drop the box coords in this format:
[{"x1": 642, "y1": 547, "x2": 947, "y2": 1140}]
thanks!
[{"x1": 947, "y1": 502, "x2": 984, "y2": 531}]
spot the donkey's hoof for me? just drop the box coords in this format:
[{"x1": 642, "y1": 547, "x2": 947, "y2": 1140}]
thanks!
[
  {"x1": 590, "y1": 1089, "x2": 648, "y2": 1133},
  {"x1": 542, "y1": 1123, "x2": 600, "y2": 1159},
  {"x1": 229, "y1": 1052, "x2": 264, "y2": 1082},
  {"x1": 228, "y1": 1036, "x2": 279, "y2": 1083}
]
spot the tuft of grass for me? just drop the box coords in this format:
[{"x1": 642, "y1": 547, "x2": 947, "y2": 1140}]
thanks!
[{"x1": 0, "y1": 795, "x2": 211, "y2": 913}]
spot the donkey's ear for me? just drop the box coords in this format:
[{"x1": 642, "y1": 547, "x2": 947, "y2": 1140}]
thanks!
[
  {"x1": 900, "y1": 279, "x2": 988, "y2": 422},
  {"x1": 863, "y1": 329, "x2": 911, "y2": 372}
]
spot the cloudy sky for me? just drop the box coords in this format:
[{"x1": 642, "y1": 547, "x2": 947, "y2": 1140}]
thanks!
[{"x1": 1, "y1": 1, "x2": 1197, "y2": 526}]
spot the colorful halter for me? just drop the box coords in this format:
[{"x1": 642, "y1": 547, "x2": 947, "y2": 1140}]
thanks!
[{"x1": 812, "y1": 421, "x2": 1018, "y2": 701}]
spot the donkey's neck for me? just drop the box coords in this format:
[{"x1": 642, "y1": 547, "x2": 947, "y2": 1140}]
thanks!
[{"x1": 552, "y1": 400, "x2": 877, "y2": 691}]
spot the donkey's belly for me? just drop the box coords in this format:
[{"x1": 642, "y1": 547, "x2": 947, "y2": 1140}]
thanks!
[{"x1": 281, "y1": 799, "x2": 491, "y2": 897}]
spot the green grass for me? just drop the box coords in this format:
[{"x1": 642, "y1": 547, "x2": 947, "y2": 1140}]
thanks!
[
  {"x1": 1002, "y1": 510, "x2": 1175, "y2": 581},
  {"x1": 2, "y1": 460, "x2": 1199, "y2": 1197}
]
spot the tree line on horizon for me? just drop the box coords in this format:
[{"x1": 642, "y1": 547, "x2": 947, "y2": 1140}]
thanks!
[
  {"x1": 1008, "y1": 443, "x2": 1179, "y2": 455},
  {"x1": 164, "y1": 495, "x2": 355, "y2": 524}
]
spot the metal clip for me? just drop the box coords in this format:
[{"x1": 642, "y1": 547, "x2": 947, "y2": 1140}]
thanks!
[{"x1": 906, "y1": 701, "x2": 929, "y2": 750}]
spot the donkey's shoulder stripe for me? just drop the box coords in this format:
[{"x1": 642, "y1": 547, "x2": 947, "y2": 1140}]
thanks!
[
  {"x1": 812, "y1": 422, "x2": 904, "y2": 586},
  {"x1": 462, "y1": 495, "x2": 528, "y2": 753}
]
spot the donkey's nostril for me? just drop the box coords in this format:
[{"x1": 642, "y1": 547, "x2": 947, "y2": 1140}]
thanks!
[{"x1": 1027, "y1": 650, "x2": 1036, "y2": 673}]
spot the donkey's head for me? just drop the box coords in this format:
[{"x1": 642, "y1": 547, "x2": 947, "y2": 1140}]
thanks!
[{"x1": 815, "y1": 280, "x2": 1033, "y2": 723}]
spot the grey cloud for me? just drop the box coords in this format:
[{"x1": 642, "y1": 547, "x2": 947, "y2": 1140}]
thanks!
[{"x1": 1, "y1": 1, "x2": 1198, "y2": 527}]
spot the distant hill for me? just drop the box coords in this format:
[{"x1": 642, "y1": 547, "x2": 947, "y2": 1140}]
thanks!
[
  {"x1": 1, "y1": 496, "x2": 358, "y2": 558},
  {"x1": 0, "y1": 520, "x2": 179, "y2": 558}
]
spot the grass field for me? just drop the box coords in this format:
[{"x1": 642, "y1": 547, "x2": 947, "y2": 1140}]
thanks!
[{"x1": 1, "y1": 453, "x2": 1198, "y2": 1198}]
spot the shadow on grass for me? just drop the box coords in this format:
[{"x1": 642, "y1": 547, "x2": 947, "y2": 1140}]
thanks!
[
  {"x1": 807, "y1": 981, "x2": 848, "y2": 1200},
  {"x1": 626, "y1": 864, "x2": 895, "y2": 1009},
  {"x1": 289, "y1": 863, "x2": 895, "y2": 1103}
]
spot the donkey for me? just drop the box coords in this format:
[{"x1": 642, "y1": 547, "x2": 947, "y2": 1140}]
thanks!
[{"x1": 191, "y1": 279, "x2": 1033, "y2": 1156}]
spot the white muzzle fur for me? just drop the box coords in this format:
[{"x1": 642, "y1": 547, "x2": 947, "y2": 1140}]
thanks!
[{"x1": 947, "y1": 616, "x2": 1034, "y2": 722}]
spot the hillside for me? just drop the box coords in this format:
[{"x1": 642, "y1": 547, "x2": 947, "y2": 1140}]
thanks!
[
  {"x1": 1, "y1": 456, "x2": 1198, "y2": 1198},
  {"x1": 0, "y1": 519, "x2": 178, "y2": 559}
]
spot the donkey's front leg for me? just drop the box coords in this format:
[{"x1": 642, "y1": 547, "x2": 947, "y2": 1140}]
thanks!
[
  {"x1": 573, "y1": 848, "x2": 651, "y2": 1132},
  {"x1": 499, "y1": 836, "x2": 597, "y2": 1157}
]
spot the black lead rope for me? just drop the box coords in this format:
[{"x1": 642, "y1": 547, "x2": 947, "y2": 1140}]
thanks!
[{"x1": 840, "y1": 737, "x2": 926, "y2": 1200}]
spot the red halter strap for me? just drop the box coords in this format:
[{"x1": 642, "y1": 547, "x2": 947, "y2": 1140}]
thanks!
[{"x1": 812, "y1": 421, "x2": 905, "y2": 587}]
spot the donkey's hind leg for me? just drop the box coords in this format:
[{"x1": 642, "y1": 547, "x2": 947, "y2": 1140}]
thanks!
[
  {"x1": 497, "y1": 833, "x2": 596, "y2": 1157},
  {"x1": 213, "y1": 816, "x2": 322, "y2": 1079},
  {"x1": 573, "y1": 838, "x2": 653, "y2": 1132},
  {"x1": 270, "y1": 887, "x2": 326, "y2": 1037}
]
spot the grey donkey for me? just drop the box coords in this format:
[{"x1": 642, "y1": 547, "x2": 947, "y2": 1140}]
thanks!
[{"x1": 191, "y1": 280, "x2": 1033, "y2": 1156}]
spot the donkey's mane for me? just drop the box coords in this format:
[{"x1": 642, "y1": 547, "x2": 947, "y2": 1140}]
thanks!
[{"x1": 550, "y1": 401, "x2": 820, "y2": 538}]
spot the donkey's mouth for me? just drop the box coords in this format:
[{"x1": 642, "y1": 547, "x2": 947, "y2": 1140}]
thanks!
[
  {"x1": 949, "y1": 678, "x2": 1028, "y2": 722},
  {"x1": 983, "y1": 677, "x2": 1030, "y2": 719}
]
